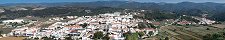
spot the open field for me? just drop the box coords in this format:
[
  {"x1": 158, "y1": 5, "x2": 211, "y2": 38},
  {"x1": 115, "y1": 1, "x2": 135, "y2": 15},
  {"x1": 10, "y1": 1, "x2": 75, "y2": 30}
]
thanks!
[
  {"x1": 151, "y1": 25, "x2": 225, "y2": 40},
  {"x1": 0, "y1": 25, "x2": 14, "y2": 34},
  {"x1": 212, "y1": 22, "x2": 225, "y2": 28}
]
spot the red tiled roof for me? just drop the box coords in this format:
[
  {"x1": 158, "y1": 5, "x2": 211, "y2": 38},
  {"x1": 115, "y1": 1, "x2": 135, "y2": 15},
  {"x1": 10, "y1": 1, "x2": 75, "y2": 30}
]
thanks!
[
  {"x1": 65, "y1": 25, "x2": 82, "y2": 28},
  {"x1": 152, "y1": 22, "x2": 160, "y2": 25}
]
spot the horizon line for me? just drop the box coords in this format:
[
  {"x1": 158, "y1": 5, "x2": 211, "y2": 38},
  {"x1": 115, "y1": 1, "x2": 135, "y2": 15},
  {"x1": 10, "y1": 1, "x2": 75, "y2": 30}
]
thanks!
[{"x1": 1, "y1": 1, "x2": 224, "y2": 4}]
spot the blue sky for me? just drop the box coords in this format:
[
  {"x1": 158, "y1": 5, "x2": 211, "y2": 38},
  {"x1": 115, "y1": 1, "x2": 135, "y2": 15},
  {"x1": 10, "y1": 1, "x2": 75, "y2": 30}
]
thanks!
[{"x1": 0, "y1": 0, "x2": 225, "y2": 4}]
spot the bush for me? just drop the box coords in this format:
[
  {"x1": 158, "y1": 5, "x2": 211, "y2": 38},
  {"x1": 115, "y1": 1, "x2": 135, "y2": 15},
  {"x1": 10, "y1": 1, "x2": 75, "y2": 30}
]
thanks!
[
  {"x1": 148, "y1": 31, "x2": 153, "y2": 36},
  {"x1": 93, "y1": 31, "x2": 104, "y2": 39},
  {"x1": 203, "y1": 33, "x2": 224, "y2": 40},
  {"x1": 124, "y1": 33, "x2": 139, "y2": 40},
  {"x1": 138, "y1": 32, "x2": 145, "y2": 37}
]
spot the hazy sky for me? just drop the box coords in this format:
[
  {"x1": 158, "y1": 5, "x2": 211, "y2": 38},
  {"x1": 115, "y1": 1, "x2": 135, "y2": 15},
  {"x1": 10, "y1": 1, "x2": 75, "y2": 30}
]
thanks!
[{"x1": 0, "y1": 0, "x2": 225, "y2": 4}]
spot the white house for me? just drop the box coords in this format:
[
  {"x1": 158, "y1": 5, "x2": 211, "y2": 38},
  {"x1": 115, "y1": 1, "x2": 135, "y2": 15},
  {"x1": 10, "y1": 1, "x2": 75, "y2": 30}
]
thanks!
[{"x1": 2, "y1": 19, "x2": 25, "y2": 23}]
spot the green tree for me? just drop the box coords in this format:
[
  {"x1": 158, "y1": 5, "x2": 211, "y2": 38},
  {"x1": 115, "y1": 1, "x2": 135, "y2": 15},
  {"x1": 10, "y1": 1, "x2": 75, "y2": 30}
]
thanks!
[
  {"x1": 102, "y1": 34, "x2": 110, "y2": 40},
  {"x1": 138, "y1": 32, "x2": 145, "y2": 37},
  {"x1": 165, "y1": 37, "x2": 169, "y2": 40},
  {"x1": 124, "y1": 33, "x2": 139, "y2": 40},
  {"x1": 65, "y1": 36, "x2": 73, "y2": 40},
  {"x1": 42, "y1": 37, "x2": 54, "y2": 40},
  {"x1": 148, "y1": 31, "x2": 153, "y2": 36},
  {"x1": 203, "y1": 33, "x2": 224, "y2": 40},
  {"x1": 93, "y1": 31, "x2": 104, "y2": 39},
  {"x1": 80, "y1": 23, "x2": 88, "y2": 28},
  {"x1": 23, "y1": 38, "x2": 31, "y2": 40},
  {"x1": 206, "y1": 28, "x2": 210, "y2": 30}
]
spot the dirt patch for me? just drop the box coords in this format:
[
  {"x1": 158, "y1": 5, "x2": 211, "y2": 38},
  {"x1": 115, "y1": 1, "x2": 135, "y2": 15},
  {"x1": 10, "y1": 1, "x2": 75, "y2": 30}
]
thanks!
[
  {"x1": 0, "y1": 37, "x2": 26, "y2": 40},
  {"x1": 212, "y1": 24, "x2": 225, "y2": 28}
]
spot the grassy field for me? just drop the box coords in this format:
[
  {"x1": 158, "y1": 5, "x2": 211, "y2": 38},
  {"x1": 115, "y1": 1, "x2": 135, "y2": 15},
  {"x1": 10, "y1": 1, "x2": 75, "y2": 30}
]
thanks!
[
  {"x1": 212, "y1": 22, "x2": 225, "y2": 28},
  {"x1": 0, "y1": 25, "x2": 14, "y2": 34},
  {"x1": 151, "y1": 25, "x2": 225, "y2": 40}
]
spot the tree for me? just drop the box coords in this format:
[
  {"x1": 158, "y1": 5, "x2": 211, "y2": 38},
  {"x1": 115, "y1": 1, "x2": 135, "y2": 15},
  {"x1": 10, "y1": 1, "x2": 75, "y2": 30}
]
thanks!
[
  {"x1": 65, "y1": 36, "x2": 73, "y2": 40},
  {"x1": 0, "y1": 30, "x2": 2, "y2": 34},
  {"x1": 181, "y1": 16, "x2": 200, "y2": 23},
  {"x1": 148, "y1": 31, "x2": 153, "y2": 36},
  {"x1": 147, "y1": 23, "x2": 155, "y2": 28},
  {"x1": 93, "y1": 31, "x2": 104, "y2": 39},
  {"x1": 124, "y1": 33, "x2": 139, "y2": 40},
  {"x1": 42, "y1": 37, "x2": 54, "y2": 40},
  {"x1": 203, "y1": 33, "x2": 224, "y2": 40},
  {"x1": 34, "y1": 37, "x2": 39, "y2": 40},
  {"x1": 144, "y1": 12, "x2": 177, "y2": 21},
  {"x1": 206, "y1": 28, "x2": 210, "y2": 30},
  {"x1": 80, "y1": 23, "x2": 88, "y2": 28},
  {"x1": 138, "y1": 22, "x2": 146, "y2": 29},
  {"x1": 138, "y1": 32, "x2": 145, "y2": 37},
  {"x1": 102, "y1": 34, "x2": 110, "y2": 40},
  {"x1": 223, "y1": 32, "x2": 225, "y2": 36},
  {"x1": 165, "y1": 37, "x2": 169, "y2": 40}
]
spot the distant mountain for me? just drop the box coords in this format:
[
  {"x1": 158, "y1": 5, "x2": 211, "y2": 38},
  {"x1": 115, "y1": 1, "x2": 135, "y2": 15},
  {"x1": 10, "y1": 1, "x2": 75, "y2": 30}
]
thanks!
[
  {"x1": 1, "y1": 1, "x2": 225, "y2": 21},
  {"x1": 2, "y1": 1, "x2": 225, "y2": 12}
]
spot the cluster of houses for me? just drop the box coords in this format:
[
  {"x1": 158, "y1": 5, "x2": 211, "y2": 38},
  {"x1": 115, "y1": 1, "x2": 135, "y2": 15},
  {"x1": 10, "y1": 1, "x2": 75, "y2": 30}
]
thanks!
[
  {"x1": 8, "y1": 12, "x2": 158, "y2": 40},
  {"x1": 0, "y1": 9, "x2": 4, "y2": 13},
  {"x1": 10, "y1": 8, "x2": 28, "y2": 11},
  {"x1": 192, "y1": 17, "x2": 216, "y2": 25},
  {"x1": 32, "y1": 7, "x2": 46, "y2": 10},
  {"x1": 176, "y1": 20, "x2": 197, "y2": 25},
  {"x1": 174, "y1": 16, "x2": 216, "y2": 25},
  {"x1": 197, "y1": 18, "x2": 216, "y2": 25},
  {"x1": 48, "y1": 16, "x2": 78, "y2": 21},
  {"x1": 1, "y1": 19, "x2": 35, "y2": 28}
]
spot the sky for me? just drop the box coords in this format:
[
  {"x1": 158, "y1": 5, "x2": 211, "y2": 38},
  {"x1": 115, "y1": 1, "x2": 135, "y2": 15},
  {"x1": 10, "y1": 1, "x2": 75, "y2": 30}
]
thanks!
[{"x1": 0, "y1": 0, "x2": 225, "y2": 4}]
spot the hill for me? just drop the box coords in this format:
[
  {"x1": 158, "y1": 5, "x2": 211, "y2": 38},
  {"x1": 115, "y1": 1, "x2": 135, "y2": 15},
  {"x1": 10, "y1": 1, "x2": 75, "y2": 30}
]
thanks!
[{"x1": 1, "y1": 1, "x2": 225, "y2": 21}]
